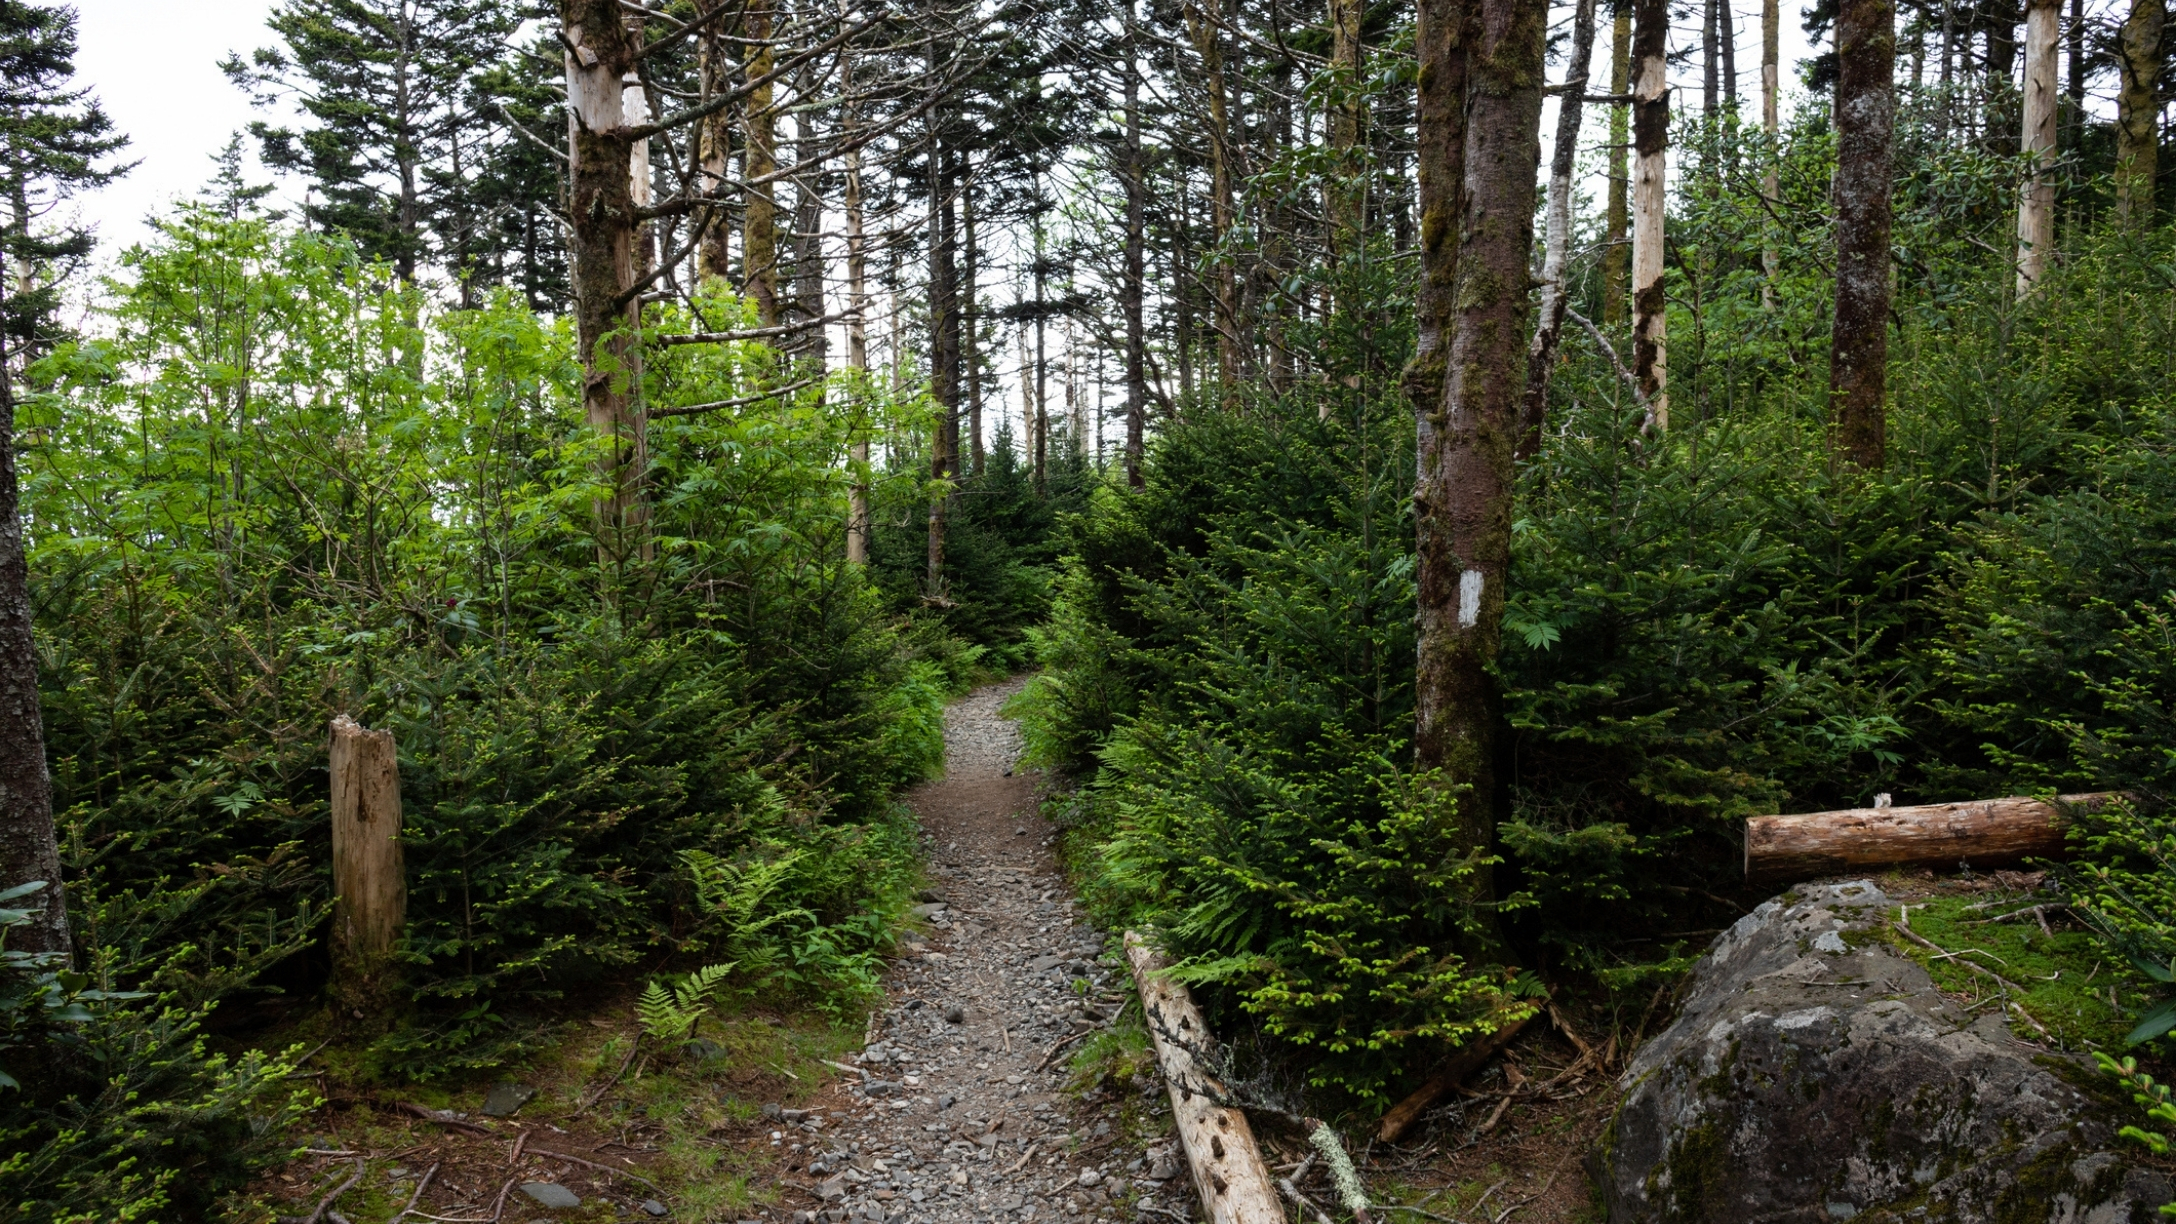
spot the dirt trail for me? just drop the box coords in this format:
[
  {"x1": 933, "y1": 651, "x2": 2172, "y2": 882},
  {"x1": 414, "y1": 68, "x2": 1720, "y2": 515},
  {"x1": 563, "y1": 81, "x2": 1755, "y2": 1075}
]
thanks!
[{"x1": 780, "y1": 677, "x2": 1185, "y2": 1224}]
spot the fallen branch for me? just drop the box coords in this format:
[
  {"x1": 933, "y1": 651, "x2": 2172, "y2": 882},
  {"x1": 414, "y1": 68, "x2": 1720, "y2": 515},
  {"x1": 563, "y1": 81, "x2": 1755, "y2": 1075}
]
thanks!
[
  {"x1": 572, "y1": 1035, "x2": 643, "y2": 1117},
  {"x1": 397, "y1": 1102, "x2": 495, "y2": 1135},
  {"x1": 528, "y1": 1147, "x2": 662, "y2": 1191},
  {"x1": 388, "y1": 1163, "x2": 440, "y2": 1224},
  {"x1": 1036, "y1": 1027, "x2": 1096, "y2": 1071},
  {"x1": 1004, "y1": 1143, "x2": 1041, "y2": 1174},
  {"x1": 304, "y1": 1159, "x2": 366, "y2": 1224},
  {"x1": 1376, "y1": 1014, "x2": 1535, "y2": 1143},
  {"x1": 1277, "y1": 1153, "x2": 1334, "y2": 1224},
  {"x1": 1124, "y1": 931, "x2": 1286, "y2": 1224},
  {"x1": 1746, "y1": 792, "x2": 2120, "y2": 883}
]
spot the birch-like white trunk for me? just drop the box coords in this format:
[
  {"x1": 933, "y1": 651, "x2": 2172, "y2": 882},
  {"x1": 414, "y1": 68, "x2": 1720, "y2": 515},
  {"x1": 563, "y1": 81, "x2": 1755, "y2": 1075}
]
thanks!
[{"x1": 2015, "y1": 0, "x2": 2059, "y2": 295}]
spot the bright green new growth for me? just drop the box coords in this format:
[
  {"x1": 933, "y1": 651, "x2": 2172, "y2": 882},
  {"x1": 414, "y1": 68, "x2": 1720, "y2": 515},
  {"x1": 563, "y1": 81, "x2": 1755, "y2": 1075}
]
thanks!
[
  {"x1": 2094, "y1": 1053, "x2": 2176, "y2": 1216},
  {"x1": 638, "y1": 963, "x2": 737, "y2": 1044}
]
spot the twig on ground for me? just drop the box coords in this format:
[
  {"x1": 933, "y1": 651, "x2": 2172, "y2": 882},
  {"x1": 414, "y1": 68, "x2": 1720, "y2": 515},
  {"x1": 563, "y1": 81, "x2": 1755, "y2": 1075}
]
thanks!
[
  {"x1": 528, "y1": 1147, "x2": 662, "y2": 1190},
  {"x1": 304, "y1": 1159, "x2": 365, "y2": 1224},
  {"x1": 1476, "y1": 1094, "x2": 1516, "y2": 1137},
  {"x1": 572, "y1": 1035, "x2": 643, "y2": 1117},
  {"x1": 1036, "y1": 1028, "x2": 1094, "y2": 1070},
  {"x1": 387, "y1": 1162, "x2": 439, "y2": 1224},
  {"x1": 397, "y1": 1103, "x2": 495, "y2": 1135},
  {"x1": 1003, "y1": 1143, "x2": 1040, "y2": 1173},
  {"x1": 1135, "y1": 1205, "x2": 1190, "y2": 1223},
  {"x1": 1545, "y1": 1003, "x2": 1593, "y2": 1060},
  {"x1": 1278, "y1": 1153, "x2": 1335, "y2": 1224},
  {"x1": 820, "y1": 1059, "x2": 870, "y2": 1077}
]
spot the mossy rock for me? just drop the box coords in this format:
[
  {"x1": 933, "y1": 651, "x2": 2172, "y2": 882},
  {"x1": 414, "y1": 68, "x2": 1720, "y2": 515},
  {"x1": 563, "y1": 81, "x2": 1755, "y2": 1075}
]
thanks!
[{"x1": 1590, "y1": 881, "x2": 2170, "y2": 1223}]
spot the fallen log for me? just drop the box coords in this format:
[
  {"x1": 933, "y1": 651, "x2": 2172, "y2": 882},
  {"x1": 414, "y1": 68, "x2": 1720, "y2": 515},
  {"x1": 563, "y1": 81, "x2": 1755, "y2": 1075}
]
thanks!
[
  {"x1": 1123, "y1": 932, "x2": 1284, "y2": 1224},
  {"x1": 1744, "y1": 792, "x2": 2120, "y2": 884},
  {"x1": 1373, "y1": 1012, "x2": 1533, "y2": 1143}
]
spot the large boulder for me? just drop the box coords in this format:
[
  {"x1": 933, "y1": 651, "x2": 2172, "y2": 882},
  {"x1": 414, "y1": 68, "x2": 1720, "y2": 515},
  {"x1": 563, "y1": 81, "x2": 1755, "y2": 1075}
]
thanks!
[{"x1": 1592, "y1": 880, "x2": 2171, "y2": 1223}]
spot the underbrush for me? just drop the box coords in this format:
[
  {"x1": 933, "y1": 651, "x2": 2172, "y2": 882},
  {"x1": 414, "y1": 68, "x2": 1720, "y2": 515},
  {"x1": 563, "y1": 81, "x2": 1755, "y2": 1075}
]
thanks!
[
  {"x1": 1021, "y1": 226, "x2": 2176, "y2": 1112},
  {"x1": 4, "y1": 209, "x2": 958, "y2": 1220}
]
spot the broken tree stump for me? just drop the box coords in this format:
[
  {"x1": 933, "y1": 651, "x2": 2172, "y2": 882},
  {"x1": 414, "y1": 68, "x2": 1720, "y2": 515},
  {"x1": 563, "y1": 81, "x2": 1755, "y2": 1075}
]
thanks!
[
  {"x1": 329, "y1": 714, "x2": 405, "y2": 1008},
  {"x1": 1123, "y1": 931, "x2": 1284, "y2": 1224},
  {"x1": 1744, "y1": 792, "x2": 2119, "y2": 884}
]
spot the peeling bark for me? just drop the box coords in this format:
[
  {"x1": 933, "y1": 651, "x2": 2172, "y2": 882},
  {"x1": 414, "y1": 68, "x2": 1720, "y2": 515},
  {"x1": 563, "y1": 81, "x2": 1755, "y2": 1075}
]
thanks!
[
  {"x1": 562, "y1": 0, "x2": 647, "y2": 559},
  {"x1": 1630, "y1": 0, "x2": 1668, "y2": 425}
]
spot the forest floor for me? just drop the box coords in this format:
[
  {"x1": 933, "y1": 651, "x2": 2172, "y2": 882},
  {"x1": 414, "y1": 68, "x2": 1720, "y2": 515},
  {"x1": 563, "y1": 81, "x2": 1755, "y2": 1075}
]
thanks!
[{"x1": 252, "y1": 679, "x2": 1619, "y2": 1224}]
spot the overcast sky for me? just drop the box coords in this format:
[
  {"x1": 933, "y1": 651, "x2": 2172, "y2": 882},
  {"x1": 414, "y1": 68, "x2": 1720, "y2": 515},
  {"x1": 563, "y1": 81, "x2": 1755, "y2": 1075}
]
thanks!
[{"x1": 71, "y1": 0, "x2": 296, "y2": 259}]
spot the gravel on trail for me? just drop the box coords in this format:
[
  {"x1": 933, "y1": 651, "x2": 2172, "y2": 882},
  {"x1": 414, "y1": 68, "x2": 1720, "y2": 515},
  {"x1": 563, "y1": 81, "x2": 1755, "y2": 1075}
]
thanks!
[{"x1": 771, "y1": 677, "x2": 1192, "y2": 1224}]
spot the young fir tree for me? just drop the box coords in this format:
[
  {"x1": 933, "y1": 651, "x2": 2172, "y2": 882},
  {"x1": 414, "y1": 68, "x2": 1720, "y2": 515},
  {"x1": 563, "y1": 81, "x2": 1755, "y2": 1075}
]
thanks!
[
  {"x1": 0, "y1": 0, "x2": 128, "y2": 958},
  {"x1": 222, "y1": 0, "x2": 521, "y2": 286}
]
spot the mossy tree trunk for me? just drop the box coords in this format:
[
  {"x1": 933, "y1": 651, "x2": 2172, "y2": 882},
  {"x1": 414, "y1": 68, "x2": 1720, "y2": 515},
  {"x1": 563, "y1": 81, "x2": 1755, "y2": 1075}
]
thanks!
[
  {"x1": 1413, "y1": 0, "x2": 1546, "y2": 908},
  {"x1": 2114, "y1": 0, "x2": 2164, "y2": 225},
  {"x1": 1831, "y1": 0, "x2": 1895, "y2": 469}
]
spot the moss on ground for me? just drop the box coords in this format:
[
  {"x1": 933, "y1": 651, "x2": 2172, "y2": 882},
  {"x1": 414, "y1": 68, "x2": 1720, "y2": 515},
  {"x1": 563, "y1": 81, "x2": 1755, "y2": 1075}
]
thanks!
[{"x1": 1887, "y1": 891, "x2": 2145, "y2": 1052}]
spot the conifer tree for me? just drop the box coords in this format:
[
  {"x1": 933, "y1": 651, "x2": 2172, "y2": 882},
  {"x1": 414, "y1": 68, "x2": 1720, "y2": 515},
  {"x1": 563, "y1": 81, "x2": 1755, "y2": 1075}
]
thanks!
[
  {"x1": 0, "y1": 0, "x2": 128, "y2": 959},
  {"x1": 224, "y1": 0, "x2": 519, "y2": 285}
]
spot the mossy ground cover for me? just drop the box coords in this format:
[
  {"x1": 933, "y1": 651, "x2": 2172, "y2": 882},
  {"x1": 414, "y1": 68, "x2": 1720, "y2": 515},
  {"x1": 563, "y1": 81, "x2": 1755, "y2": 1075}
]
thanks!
[
  {"x1": 1883, "y1": 877, "x2": 2147, "y2": 1053},
  {"x1": 242, "y1": 1003, "x2": 867, "y2": 1222}
]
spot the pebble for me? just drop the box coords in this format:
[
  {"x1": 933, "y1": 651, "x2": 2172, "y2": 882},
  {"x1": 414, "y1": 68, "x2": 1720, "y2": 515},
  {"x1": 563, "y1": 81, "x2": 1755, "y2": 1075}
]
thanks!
[{"x1": 773, "y1": 679, "x2": 1182, "y2": 1224}]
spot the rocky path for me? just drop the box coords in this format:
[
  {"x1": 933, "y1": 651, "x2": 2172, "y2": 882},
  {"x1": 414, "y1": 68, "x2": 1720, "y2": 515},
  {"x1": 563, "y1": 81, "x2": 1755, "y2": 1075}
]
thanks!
[{"x1": 780, "y1": 677, "x2": 1188, "y2": 1224}]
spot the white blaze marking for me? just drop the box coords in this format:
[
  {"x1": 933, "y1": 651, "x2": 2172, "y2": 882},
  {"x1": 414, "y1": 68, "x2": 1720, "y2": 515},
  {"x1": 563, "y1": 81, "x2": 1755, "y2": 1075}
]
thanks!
[{"x1": 1457, "y1": 570, "x2": 1484, "y2": 628}]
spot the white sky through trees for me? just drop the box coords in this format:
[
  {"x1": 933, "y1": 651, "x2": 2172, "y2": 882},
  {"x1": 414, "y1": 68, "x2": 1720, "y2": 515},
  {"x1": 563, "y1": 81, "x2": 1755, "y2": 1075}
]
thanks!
[
  {"x1": 65, "y1": 0, "x2": 1827, "y2": 268},
  {"x1": 71, "y1": 0, "x2": 296, "y2": 256}
]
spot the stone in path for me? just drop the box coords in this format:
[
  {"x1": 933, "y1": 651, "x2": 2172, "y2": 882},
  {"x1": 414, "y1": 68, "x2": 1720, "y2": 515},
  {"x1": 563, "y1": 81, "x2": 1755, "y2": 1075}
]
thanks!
[{"x1": 771, "y1": 677, "x2": 1189, "y2": 1224}]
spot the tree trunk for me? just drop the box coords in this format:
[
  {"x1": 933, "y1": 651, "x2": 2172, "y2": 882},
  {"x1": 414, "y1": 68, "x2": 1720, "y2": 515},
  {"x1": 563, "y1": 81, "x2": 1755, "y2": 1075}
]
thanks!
[
  {"x1": 1704, "y1": 0, "x2": 1720, "y2": 121},
  {"x1": 1416, "y1": 0, "x2": 1546, "y2": 909},
  {"x1": 2015, "y1": 0, "x2": 2058, "y2": 295},
  {"x1": 698, "y1": 26, "x2": 734, "y2": 284},
  {"x1": 1187, "y1": 0, "x2": 1243, "y2": 398},
  {"x1": 1631, "y1": 0, "x2": 1669, "y2": 425},
  {"x1": 1124, "y1": 4, "x2": 1148, "y2": 489},
  {"x1": 926, "y1": 141, "x2": 959, "y2": 599},
  {"x1": 1745, "y1": 793, "x2": 2118, "y2": 883},
  {"x1": 1722, "y1": 0, "x2": 1738, "y2": 111},
  {"x1": 964, "y1": 183, "x2": 983, "y2": 476},
  {"x1": 562, "y1": 0, "x2": 647, "y2": 562},
  {"x1": 844, "y1": 85, "x2": 870, "y2": 566},
  {"x1": 1832, "y1": 0, "x2": 1896, "y2": 470},
  {"x1": 794, "y1": 107, "x2": 829, "y2": 367},
  {"x1": 2066, "y1": 0, "x2": 2085, "y2": 150},
  {"x1": 1327, "y1": 0, "x2": 1366, "y2": 256},
  {"x1": 0, "y1": 303, "x2": 67, "y2": 960},
  {"x1": 1604, "y1": 4, "x2": 1631, "y2": 325},
  {"x1": 2115, "y1": 0, "x2": 2163, "y2": 225},
  {"x1": 743, "y1": 0, "x2": 780, "y2": 328},
  {"x1": 1033, "y1": 201, "x2": 1050, "y2": 490},
  {"x1": 1762, "y1": 0, "x2": 1781, "y2": 306},
  {"x1": 330, "y1": 715, "x2": 405, "y2": 1009},
  {"x1": 1520, "y1": 0, "x2": 1600, "y2": 458}
]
